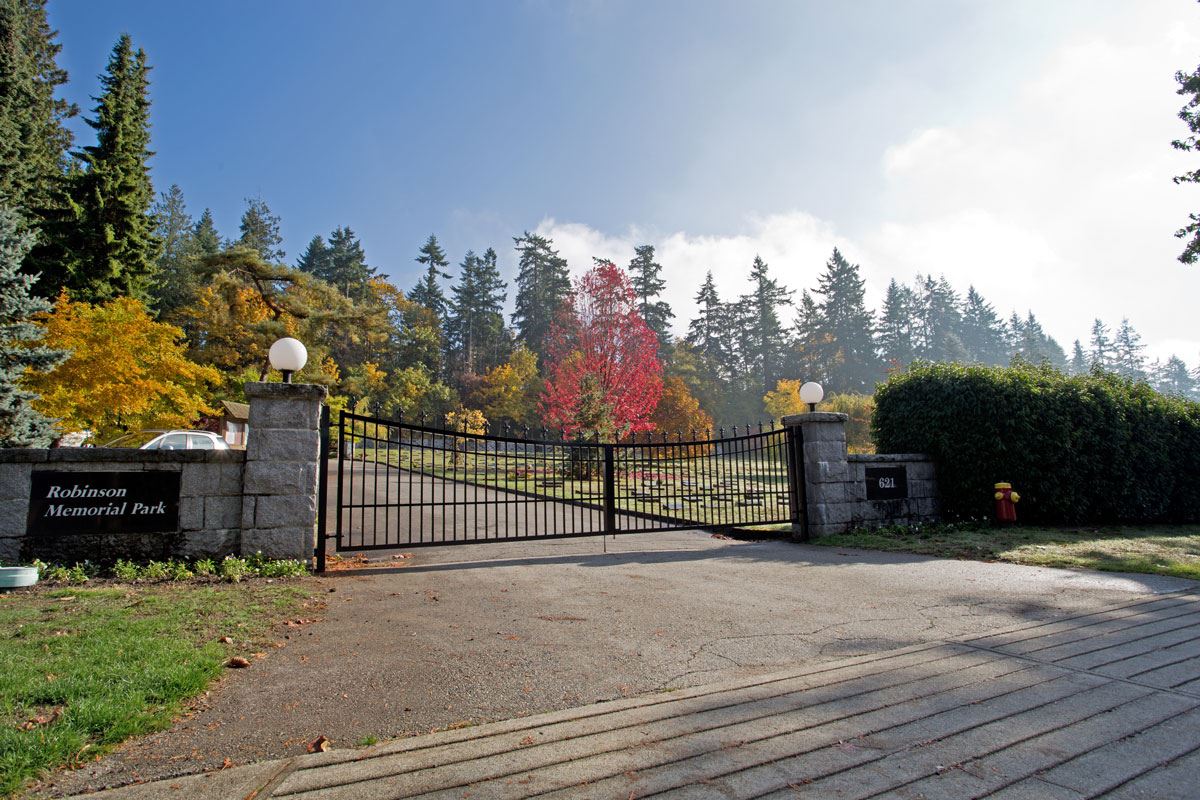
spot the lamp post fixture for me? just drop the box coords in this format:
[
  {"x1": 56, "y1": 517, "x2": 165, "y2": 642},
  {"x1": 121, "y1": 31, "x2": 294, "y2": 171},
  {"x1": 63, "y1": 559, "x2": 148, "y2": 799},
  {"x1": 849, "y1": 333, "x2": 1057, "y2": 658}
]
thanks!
[
  {"x1": 799, "y1": 381, "x2": 824, "y2": 413},
  {"x1": 268, "y1": 337, "x2": 308, "y2": 384}
]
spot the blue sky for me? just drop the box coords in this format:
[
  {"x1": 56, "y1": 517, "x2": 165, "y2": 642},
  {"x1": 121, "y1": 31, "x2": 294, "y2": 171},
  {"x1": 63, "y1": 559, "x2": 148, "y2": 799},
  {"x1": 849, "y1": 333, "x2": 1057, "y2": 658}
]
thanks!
[{"x1": 48, "y1": 1, "x2": 1200, "y2": 361}]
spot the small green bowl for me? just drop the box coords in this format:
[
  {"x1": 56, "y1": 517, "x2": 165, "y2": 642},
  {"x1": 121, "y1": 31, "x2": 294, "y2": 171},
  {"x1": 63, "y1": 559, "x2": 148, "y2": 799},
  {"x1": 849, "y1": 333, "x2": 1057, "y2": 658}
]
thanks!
[{"x1": 0, "y1": 566, "x2": 39, "y2": 589}]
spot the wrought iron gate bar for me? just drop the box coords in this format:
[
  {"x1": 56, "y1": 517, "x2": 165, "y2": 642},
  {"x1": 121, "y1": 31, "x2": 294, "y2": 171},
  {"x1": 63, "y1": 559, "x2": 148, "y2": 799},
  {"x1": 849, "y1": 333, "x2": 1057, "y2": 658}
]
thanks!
[{"x1": 329, "y1": 411, "x2": 801, "y2": 552}]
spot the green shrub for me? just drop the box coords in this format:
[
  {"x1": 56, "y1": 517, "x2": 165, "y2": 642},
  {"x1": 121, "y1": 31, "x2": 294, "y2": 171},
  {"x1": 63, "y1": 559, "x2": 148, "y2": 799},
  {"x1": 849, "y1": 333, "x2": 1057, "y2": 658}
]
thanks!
[
  {"x1": 219, "y1": 556, "x2": 250, "y2": 583},
  {"x1": 256, "y1": 559, "x2": 308, "y2": 578},
  {"x1": 194, "y1": 558, "x2": 216, "y2": 577},
  {"x1": 141, "y1": 560, "x2": 171, "y2": 582},
  {"x1": 113, "y1": 559, "x2": 141, "y2": 582},
  {"x1": 873, "y1": 362, "x2": 1200, "y2": 524},
  {"x1": 167, "y1": 560, "x2": 194, "y2": 581}
]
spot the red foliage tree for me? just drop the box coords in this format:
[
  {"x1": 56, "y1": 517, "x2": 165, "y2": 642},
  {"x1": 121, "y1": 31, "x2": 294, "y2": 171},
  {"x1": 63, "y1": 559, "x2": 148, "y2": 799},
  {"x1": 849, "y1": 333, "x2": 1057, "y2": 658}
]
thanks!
[{"x1": 540, "y1": 260, "x2": 663, "y2": 439}]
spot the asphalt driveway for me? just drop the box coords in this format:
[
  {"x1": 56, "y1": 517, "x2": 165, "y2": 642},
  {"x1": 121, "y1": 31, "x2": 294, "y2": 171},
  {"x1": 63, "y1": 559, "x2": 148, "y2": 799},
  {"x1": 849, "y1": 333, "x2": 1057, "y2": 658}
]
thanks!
[{"x1": 36, "y1": 530, "x2": 1196, "y2": 797}]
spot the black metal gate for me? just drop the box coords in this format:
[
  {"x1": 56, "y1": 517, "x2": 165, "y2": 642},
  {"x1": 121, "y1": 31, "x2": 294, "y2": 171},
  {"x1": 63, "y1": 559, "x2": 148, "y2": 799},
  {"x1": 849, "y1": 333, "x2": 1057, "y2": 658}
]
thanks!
[{"x1": 317, "y1": 412, "x2": 804, "y2": 568}]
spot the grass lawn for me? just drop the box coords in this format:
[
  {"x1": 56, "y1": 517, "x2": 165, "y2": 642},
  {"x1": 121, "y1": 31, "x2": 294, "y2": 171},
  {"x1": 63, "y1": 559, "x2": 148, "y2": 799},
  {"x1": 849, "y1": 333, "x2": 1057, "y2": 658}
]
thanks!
[
  {"x1": 0, "y1": 581, "x2": 313, "y2": 797},
  {"x1": 809, "y1": 524, "x2": 1200, "y2": 581}
]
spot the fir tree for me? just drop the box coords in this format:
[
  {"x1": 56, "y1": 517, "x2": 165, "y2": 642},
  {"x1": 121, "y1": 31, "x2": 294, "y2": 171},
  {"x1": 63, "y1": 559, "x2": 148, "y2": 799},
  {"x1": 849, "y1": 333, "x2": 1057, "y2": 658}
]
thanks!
[
  {"x1": 1069, "y1": 340, "x2": 1088, "y2": 375},
  {"x1": 66, "y1": 34, "x2": 160, "y2": 303},
  {"x1": 876, "y1": 279, "x2": 917, "y2": 372},
  {"x1": 1012, "y1": 312, "x2": 1067, "y2": 369},
  {"x1": 1173, "y1": 56, "x2": 1200, "y2": 263},
  {"x1": 628, "y1": 244, "x2": 673, "y2": 349},
  {"x1": 237, "y1": 197, "x2": 284, "y2": 262},
  {"x1": 410, "y1": 233, "x2": 451, "y2": 321},
  {"x1": 1154, "y1": 355, "x2": 1193, "y2": 397},
  {"x1": 150, "y1": 184, "x2": 196, "y2": 315},
  {"x1": 295, "y1": 234, "x2": 329, "y2": 277},
  {"x1": 324, "y1": 226, "x2": 374, "y2": 299},
  {"x1": 1089, "y1": 319, "x2": 1114, "y2": 370},
  {"x1": 792, "y1": 289, "x2": 824, "y2": 379},
  {"x1": 447, "y1": 246, "x2": 507, "y2": 375},
  {"x1": 0, "y1": 207, "x2": 65, "y2": 445},
  {"x1": 1112, "y1": 318, "x2": 1146, "y2": 380},
  {"x1": 191, "y1": 208, "x2": 221, "y2": 257},
  {"x1": 914, "y1": 275, "x2": 964, "y2": 362},
  {"x1": 741, "y1": 255, "x2": 793, "y2": 396},
  {"x1": 685, "y1": 272, "x2": 728, "y2": 371},
  {"x1": 960, "y1": 286, "x2": 1008, "y2": 365},
  {"x1": 811, "y1": 248, "x2": 878, "y2": 392},
  {"x1": 0, "y1": 0, "x2": 76, "y2": 288},
  {"x1": 511, "y1": 231, "x2": 571, "y2": 361}
]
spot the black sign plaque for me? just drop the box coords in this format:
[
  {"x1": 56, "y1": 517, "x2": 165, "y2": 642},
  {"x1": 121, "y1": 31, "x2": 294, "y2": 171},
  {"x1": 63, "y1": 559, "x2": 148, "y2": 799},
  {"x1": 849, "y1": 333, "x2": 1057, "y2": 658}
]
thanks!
[
  {"x1": 27, "y1": 471, "x2": 181, "y2": 535},
  {"x1": 865, "y1": 466, "x2": 908, "y2": 501}
]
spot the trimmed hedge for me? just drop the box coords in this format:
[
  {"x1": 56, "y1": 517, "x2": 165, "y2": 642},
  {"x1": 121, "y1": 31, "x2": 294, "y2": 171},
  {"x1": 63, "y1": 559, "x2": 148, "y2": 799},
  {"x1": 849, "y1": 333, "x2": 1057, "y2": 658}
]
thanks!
[{"x1": 873, "y1": 362, "x2": 1200, "y2": 524}]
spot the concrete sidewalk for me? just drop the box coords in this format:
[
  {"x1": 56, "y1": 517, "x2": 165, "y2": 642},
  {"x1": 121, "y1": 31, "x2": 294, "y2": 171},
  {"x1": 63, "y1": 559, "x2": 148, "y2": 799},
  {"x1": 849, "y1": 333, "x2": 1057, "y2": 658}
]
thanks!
[{"x1": 72, "y1": 590, "x2": 1200, "y2": 799}]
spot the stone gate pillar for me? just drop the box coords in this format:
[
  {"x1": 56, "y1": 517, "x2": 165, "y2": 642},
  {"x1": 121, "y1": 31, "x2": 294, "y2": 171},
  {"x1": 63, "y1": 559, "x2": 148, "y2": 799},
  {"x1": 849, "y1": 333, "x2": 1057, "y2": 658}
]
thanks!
[
  {"x1": 241, "y1": 382, "x2": 327, "y2": 561},
  {"x1": 782, "y1": 411, "x2": 851, "y2": 540}
]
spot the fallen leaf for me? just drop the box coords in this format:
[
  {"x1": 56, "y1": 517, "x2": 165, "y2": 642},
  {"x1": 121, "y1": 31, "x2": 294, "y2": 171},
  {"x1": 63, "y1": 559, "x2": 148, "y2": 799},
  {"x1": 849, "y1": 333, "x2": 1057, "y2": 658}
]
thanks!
[
  {"x1": 221, "y1": 758, "x2": 233, "y2": 769},
  {"x1": 519, "y1": 735, "x2": 535, "y2": 746},
  {"x1": 225, "y1": 656, "x2": 251, "y2": 669},
  {"x1": 307, "y1": 735, "x2": 332, "y2": 753},
  {"x1": 218, "y1": 636, "x2": 234, "y2": 644}
]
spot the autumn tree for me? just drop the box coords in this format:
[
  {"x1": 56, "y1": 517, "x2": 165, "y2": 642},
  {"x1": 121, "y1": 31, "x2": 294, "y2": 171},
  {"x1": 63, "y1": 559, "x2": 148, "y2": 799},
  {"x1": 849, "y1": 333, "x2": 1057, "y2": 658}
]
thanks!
[
  {"x1": 540, "y1": 260, "x2": 662, "y2": 440},
  {"x1": 649, "y1": 375, "x2": 712, "y2": 438},
  {"x1": 26, "y1": 293, "x2": 219, "y2": 441},
  {"x1": 473, "y1": 346, "x2": 540, "y2": 427}
]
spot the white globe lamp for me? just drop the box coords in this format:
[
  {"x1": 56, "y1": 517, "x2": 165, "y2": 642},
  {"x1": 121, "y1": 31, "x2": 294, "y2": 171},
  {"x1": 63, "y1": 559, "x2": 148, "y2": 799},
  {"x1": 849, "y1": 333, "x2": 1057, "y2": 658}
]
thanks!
[
  {"x1": 268, "y1": 337, "x2": 307, "y2": 383},
  {"x1": 799, "y1": 381, "x2": 824, "y2": 412}
]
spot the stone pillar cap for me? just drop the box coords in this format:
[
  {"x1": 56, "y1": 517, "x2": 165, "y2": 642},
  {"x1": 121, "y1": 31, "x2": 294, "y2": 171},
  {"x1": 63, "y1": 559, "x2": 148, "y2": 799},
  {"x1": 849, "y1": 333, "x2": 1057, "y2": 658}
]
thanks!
[
  {"x1": 244, "y1": 382, "x2": 327, "y2": 400},
  {"x1": 781, "y1": 412, "x2": 849, "y2": 425}
]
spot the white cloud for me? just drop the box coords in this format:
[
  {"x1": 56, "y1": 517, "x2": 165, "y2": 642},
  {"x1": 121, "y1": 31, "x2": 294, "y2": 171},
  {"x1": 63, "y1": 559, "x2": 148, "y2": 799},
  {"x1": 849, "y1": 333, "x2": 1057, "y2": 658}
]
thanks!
[{"x1": 522, "y1": 5, "x2": 1200, "y2": 366}]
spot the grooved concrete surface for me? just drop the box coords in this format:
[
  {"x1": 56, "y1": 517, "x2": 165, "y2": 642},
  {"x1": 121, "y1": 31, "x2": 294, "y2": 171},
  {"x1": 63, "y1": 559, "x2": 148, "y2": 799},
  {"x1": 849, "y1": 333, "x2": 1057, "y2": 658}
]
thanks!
[
  {"x1": 39, "y1": 532, "x2": 1199, "y2": 798},
  {"x1": 71, "y1": 591, "x2": 1200, "y2": 799}
]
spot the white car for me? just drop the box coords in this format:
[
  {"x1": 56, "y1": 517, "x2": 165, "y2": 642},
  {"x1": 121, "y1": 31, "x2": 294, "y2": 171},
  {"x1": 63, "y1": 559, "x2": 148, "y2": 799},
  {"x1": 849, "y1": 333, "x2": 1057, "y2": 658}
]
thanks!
[{"x1": 103, "y1": 430, "x2": 230, "y2": 451}]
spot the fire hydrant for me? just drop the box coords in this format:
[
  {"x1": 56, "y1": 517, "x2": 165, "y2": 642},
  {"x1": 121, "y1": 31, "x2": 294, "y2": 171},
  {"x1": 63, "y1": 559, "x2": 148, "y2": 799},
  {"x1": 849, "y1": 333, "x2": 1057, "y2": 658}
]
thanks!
[{"x1": 994, "y1": 482, "x2": 1020, "y2": 523}]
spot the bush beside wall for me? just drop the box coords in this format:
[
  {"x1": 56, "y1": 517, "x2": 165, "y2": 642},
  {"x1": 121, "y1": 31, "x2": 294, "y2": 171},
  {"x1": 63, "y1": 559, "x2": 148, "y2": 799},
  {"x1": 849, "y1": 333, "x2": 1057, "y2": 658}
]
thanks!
[{"x1": 873, "y1": 362, "x2": 1200, "y2": 524}]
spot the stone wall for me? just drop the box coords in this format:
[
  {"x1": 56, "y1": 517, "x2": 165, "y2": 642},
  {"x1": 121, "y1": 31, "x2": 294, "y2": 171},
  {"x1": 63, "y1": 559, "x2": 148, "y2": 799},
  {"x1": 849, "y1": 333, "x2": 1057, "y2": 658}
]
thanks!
[
  {"x1": 0, "y1": 449, "x2": 245, "y2": 564},
  {"x1": 783, "y1": 411, "x2": 940, "y2": 538},
  {"x1": 0, "y1": 382, "x2": 326, "y2": 565}
]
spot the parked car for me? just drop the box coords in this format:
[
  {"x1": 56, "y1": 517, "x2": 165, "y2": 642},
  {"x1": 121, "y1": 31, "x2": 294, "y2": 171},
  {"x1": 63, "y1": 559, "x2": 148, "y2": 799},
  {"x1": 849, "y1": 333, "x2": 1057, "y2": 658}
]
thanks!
[{"x1": 102, "y1": 430, "x2": 230, "y2": 451}]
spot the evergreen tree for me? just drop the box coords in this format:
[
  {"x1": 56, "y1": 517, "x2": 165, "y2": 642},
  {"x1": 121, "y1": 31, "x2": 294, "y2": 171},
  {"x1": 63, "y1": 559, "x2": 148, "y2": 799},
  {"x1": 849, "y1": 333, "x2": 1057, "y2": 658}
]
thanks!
[
  {"x1": 740, "y1": 255, "x2": 793, "y2": 396},
  {"x1": 447, "y1": 246, "x2": 507, "y2": 376},
  {"x1": 876, "y1": 279, "x2": 918, "y2": 371},
  {"x1": 0, "y1": 207, "x2": 65, "y2": 445},
  {"x1": 150, "y1": 184, "x2": 196, "y2": 315},
  {"x1": 1172, "y1": 57, "x2": 1200, "y2": 263},
  {"x1": 237, "y1": 197, "x2": 284, "y2": 262},
  {"x1": 511, "y1": 231, "x2": 571, "y2": 361},
  {"x1": 323, "y1": 226, "x2": 374, "y2": 298},
  {"x1": 66, "y1": 34, "x2": 160, "y2": 303},
  {"x1": 792, "y1": 289, "x2": 824, "y2": 379},
  {"x1": 295, "y1": 234, "x2": 329, "y2": 277},
  {"x1": 410, "y1": 233, "x2": 451, "y2": 321},
  {"x1": 811, "y1": 248, "x2": 878, "y2": 392},
  {"x1": 0, "y1": 0, "x2": 76, "y2": 288},
  {"x1": 628, "y1": 244, "x2": 673, "y2": 350},
  {"x1": 1150, "y1": 356, "x2": 1194, "y2": 397},
  {"x1": 914, "y1": 275, "x2": 964, "y2": 362},
  {"x1": 1069, "y1": 340, "x2": 1088, "y2": 375},
  {"x1": 685, "y1": 272, "x2": 729, "y2": 373},
  {"x1": 1012, "y1": 312, "x2": 1067, "y2": 369},
  {"x1": 960, "y1": 286, "x2": 1009, "y2": 365},
  {"x1": 191, "y1": 208, "x2": 221, "y2": 257},
  {"x1": 1112, "y1": 318, "x2": 1146, "y2": 380},
  {"x1": 1089, "y1": 319, "x2": 1114, "y2": 370}
]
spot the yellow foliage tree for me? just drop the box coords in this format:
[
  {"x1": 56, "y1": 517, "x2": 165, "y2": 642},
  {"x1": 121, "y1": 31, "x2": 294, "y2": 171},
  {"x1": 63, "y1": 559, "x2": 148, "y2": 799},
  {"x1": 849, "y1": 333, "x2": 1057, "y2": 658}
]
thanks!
[
  {"x1": 648, "y1": 375, "x2": 714, "y2": 457},
  {"x1": 26, "y1": 294, "x2": 220, "y2": 441},
  {"x1": 762, "y1": 380, "x2": 876, "y2": 453},
  {"x1": 763, "y1": 379, "x2": 804, "y2": 421},
  {"x1": 474, "y1": 346, "x2": 540, "y2": 426}
]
